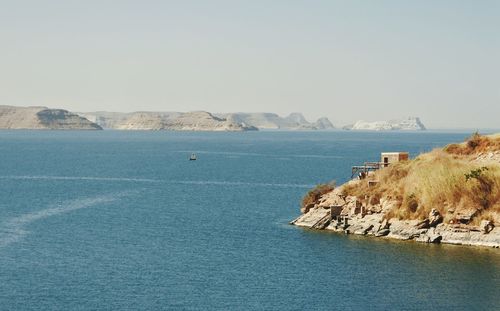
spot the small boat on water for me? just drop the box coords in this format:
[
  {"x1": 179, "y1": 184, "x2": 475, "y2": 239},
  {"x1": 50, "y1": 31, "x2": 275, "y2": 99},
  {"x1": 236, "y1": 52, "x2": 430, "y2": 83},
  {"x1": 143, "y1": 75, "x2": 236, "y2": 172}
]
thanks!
[{"x1": 189, "y1": 153, "x2": 197, "y2": 161}]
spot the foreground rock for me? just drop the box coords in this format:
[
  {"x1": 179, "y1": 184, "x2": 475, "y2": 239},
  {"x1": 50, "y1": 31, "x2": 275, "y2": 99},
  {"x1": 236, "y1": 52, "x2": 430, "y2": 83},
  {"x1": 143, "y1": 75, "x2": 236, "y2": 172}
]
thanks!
[
  {"x1": 292, "y1": 191, "x2": 500, "y2": 248},
  {"x1": 293, "y1": 133, "x2": 500, "y2": 248},
  {"x1": 0, "y1": 105, "x2": 101, "y2": 130}
]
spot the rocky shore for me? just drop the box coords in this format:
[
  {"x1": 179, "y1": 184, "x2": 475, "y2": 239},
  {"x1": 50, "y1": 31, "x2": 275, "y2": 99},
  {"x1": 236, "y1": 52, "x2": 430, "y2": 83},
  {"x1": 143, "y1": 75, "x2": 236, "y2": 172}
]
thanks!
[
  {"x1": 292, "y1": 133, "x2": 500, "y2": 248},
  {"x1": 291, "y1": 189, "x2": 500, "y2": 248}
]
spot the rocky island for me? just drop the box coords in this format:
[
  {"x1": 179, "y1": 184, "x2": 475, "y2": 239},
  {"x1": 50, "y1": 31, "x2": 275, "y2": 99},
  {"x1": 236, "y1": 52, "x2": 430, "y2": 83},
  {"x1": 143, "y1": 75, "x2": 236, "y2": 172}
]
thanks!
[
  {"x1": 292, "y1": 133, "x2": 500, "y2": 248},
  {"x1": 0, "y1": 105, "x2": 102, "y2": 130},
  {"x1": 343, "y1": 117, "x2": 426, "y2": 131}
]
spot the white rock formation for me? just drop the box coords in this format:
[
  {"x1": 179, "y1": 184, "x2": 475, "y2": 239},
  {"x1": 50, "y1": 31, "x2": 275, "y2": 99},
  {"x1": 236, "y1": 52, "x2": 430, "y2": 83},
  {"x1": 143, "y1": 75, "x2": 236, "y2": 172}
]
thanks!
[
  {"x1": 81, "y1": 111, "x2": 257, "y2": 131},
  {"x1": 343, "y1": 117, "x2": 426, "y2": 131},
  {"x1": 218, "y1": 112, "x2": 335, "y2": 130},
  {"x1": 81, "y1": 111, "x2": 334, "y2": 131},
  {"x1": 312, "y1": 117, "x2": 335, "y2": 130},
  {"x1": 0, "y1": 105, "x2": 101, "y2": 130}
]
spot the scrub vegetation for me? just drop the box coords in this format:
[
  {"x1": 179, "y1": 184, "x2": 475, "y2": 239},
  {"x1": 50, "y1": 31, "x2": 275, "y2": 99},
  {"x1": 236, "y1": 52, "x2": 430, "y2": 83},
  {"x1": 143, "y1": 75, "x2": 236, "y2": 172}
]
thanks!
[
  {"x1": 301, "y1": 182, "x2": 336, "y2": 211},
  {"x1": 342, "y1": 133, "x2": 500, "y2": 225}
]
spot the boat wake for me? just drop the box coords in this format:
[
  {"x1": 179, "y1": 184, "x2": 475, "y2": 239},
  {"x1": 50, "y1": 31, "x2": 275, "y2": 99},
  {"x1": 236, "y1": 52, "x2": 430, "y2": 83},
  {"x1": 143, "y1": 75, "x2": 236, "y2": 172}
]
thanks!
[{"x1": 0, "y1": 191, "x2": 136, "y2": 249}]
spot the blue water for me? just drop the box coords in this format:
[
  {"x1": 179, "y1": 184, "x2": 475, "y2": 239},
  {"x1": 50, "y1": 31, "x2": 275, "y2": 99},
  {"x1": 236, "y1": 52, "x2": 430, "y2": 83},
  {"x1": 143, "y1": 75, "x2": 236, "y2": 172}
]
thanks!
[{"x1": 0, "y1": 130, "x2": 498, "y2": 310}]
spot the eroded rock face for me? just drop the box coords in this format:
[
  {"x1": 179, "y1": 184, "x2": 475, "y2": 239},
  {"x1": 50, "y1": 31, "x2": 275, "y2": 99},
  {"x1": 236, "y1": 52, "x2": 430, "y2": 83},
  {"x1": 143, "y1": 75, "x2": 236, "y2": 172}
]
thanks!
[
  {"x1": 292, "y1": 185, "x2": 500, "y2": 248},
  {"x1": 343, "y1": 117, "x2": 426, "y2": 131},
  {"x1": 0, "y1": 106, "x2": 101, "y2": 130},
  {"x1": 474, "y1": 151, "x2": 500, "y2": 164},
  {"x1": 109, "y1": 111, "x2": 257, "y2": 131},
  {"x1": 454, "y1": 208, "x2": 478, "y2": 224},
  {"x1": 428, "y1": 209, "x2": 443, "y2": 227}
]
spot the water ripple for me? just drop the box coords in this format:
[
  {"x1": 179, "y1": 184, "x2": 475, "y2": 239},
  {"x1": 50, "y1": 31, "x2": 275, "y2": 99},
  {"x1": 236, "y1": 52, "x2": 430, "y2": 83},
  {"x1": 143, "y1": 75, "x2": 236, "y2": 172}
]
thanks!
[{"x1": 0, "y1": 176, "x2": 315, "y2": 188}]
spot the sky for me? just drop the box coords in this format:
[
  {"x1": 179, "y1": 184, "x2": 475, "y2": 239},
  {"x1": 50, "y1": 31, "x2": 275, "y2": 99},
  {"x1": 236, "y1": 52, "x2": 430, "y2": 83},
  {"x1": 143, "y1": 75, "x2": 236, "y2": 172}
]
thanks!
[{"x1": 0, "y1": 0, "x2": 498, "y2": 129}]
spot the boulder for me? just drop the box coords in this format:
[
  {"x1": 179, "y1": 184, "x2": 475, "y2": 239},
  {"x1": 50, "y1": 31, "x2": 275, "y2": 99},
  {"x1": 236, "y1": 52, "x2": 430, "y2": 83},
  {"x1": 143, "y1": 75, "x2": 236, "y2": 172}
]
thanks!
[
  {"x1": 428, "y1": 209, "x2": 443, "y2": 227},
  {"x1": 317, "y1": 193, "x2": 346, "y2": 209},
  {"x1": 375, "y1": 229, "x2": 390, "y2": 237},
  {"x1": 380, "y1": 219, "x2": 390, "y2": 230},
  {"x1": 387, "y1": 220, "x2": 426, "y2": 240},
  {"x1": 292, "y1": 207, "x2": 330, "y2": 228},
  {"x1": 480, "y1": 220, "x2": 494, "y2": 234},
  {"x1": 416, "y1": 219, "x2": 430, "y2": 229},
  {"x1": 430, "y1": 234, "x2": 443, "y2": 243},
  {"x1": 455, "y1": 208, "x2": 478, "y2": 224},
  {"x1": 352, "y1": 224, "x2": 374, "y2": 235},
  {"x1": 416, "y1": 228, "x2": 442, "y2": 243}
]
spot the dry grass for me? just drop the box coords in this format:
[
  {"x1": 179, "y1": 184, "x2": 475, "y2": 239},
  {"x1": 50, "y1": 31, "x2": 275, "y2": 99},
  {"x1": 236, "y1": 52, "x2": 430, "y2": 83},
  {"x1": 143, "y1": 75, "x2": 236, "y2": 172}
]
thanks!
[
  {"x1": 342, "y1": 133, "x2": 500, "y2": 224},
  {"x1": 444, "y1": 132, "x2": 500, "y2": 156}
]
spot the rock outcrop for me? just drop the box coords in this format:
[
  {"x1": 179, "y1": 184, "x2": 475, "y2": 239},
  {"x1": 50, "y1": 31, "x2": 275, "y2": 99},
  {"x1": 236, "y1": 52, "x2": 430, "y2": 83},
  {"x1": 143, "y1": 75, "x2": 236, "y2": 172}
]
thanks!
[
  {"x1": 312, "y1": 117, "x2": 335, "y2": 130},
  {"x1": 292, "y1": 133, "x2": 500, "y2": 248},
  {"x1": 0, "y1": 106, "x2": 102, "y2": 130},
  {"x1": 343, "y1": 117, "x2": 426, "y2": 131},
  {"x1": 292, "y1": 191, "x2": 500, "y2": 248}
]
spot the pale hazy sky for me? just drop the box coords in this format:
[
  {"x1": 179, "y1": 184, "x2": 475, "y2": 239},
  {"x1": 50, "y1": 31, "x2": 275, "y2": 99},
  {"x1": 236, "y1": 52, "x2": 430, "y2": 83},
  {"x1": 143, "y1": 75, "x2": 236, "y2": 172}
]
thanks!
[{"x1": 0, "y1": 0, "x2": 498, "y2": 129}]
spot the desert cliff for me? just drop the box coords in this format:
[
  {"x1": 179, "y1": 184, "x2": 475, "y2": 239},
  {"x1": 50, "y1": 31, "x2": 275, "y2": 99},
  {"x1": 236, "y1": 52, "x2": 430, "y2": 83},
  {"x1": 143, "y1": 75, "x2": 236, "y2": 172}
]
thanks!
[{"x1": 0, "y1": 106, "x2": 101, "y2": 130}]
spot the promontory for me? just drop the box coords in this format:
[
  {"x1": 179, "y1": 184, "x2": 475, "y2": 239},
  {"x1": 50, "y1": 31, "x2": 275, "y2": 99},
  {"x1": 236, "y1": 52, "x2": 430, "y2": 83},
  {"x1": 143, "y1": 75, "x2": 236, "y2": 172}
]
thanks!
[
  {"x1": 0, "y1": 105, "x2": 101, "y2": 130},
  {"x1": 292, "y1": 133, "x2": 500, "y2": 248}
]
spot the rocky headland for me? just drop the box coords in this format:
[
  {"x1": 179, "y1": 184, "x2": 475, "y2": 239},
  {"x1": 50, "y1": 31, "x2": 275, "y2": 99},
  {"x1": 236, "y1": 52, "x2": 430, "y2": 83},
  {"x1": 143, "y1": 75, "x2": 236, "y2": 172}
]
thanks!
[
  {"x1": 343, "y1": 117, "x2": 426, "y2": 131},
  {"x1": 0, "y1": 105, "x2": 102, "y2": 130},
  {"x1": 292, "y1": 133, "x2": 500, "y2": 248}
]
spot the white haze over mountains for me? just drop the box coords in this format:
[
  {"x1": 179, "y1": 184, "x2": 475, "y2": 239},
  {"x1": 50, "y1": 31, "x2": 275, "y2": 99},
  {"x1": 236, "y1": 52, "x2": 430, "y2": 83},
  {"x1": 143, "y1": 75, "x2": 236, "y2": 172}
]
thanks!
[
  {"x1": 0, "y1": 104, "x2": 428, "y2": 131},
  {"x1": 81, "y1": 111, "x2": 335, "y2": 130},
  {"x1": 0, "y1": 1, "x2": 498, "y2": 129}
]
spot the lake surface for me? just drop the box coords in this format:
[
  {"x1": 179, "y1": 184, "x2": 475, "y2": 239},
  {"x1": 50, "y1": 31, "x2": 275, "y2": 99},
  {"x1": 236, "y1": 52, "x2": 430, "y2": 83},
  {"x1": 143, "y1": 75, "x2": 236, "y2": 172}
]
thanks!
[{"x1": 0, "y1": 130, "x2": 498, "y2": 310}]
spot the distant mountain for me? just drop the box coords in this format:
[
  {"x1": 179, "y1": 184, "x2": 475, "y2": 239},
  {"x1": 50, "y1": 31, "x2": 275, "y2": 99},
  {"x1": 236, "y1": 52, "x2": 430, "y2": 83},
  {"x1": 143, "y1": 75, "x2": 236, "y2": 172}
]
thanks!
[
  {"x1": 80, "y1": 111, "x2": 335, "y2": 131},
  {"x1": 80, "y1": 111, "x2": 257, "y2": 131},
  {"x1": 343, "y1": 117, "x2": 426, "y2": 131},
  {"x1": 218, "y1": 112, "x2": 335, "y2": 130},
  {"x1": 312, "y1": 117, "x2": 335, "y2": 130},
  {"x1": 0, "y1": 105, "x2": 102, "y2": 130}
]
